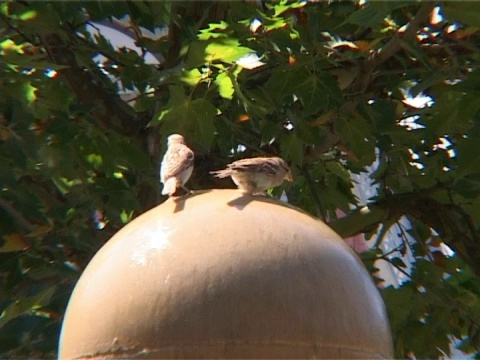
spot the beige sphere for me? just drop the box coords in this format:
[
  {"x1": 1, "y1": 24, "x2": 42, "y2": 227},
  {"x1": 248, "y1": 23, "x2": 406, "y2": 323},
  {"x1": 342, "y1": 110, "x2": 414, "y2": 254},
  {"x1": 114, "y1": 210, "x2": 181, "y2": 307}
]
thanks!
[{"x1": 59, "y1": 189, "x2": 393, "y2": 359}]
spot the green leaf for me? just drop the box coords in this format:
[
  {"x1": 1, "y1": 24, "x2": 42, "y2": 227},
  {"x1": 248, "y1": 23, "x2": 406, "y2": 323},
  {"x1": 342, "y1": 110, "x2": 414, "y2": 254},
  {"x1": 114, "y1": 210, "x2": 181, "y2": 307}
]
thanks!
[
  {"x1": 119, "y1": 63, "x2": 154, "y2": 92},
  {"x1": 343, "y1": 4, "x2": 387, "y2": 27},
  {"x1": 329, "y1": 206, "x2": 387, "y2": 238},
  {"x1": 198, "y1": 21, "x2": 229, "y2": 40},
  {"x1": 0, "y1": 286, "x2": 56, "y2": 329},
  {"x1": 453, "y1": 174, "x2": 480, "y2": 198},
  {"x1": 390, "y1": 257, "x2": 408, "y2": 269},
  {"x1": 0, "y1": 52, "x2": 67, "y2": 70},
  {"x1": 186, "y1": 39, "x2": 253, "y2": 68},
  {"x1": 120, "y1": 209, "x2": 134, "y2": 224},
  {"x1": 265, "y1": 65, "x2": 308, "y2": 104},
  {"x1": 133, "y1": 95, "x2": 155, "y2": 112},
  {"x1": 205, "y1": 39, "x2": 253, "y2": 63},
  {"x1": 280, "y1": 131, "x2": 304, "y2": 166},
  {"x1": 180, "y1": 68, "x2": 204, "y2": 86},
  {"x1": 265, "y1": 65, "x2": 340, "y2": 114},
  {"x1": 410, "y1": 70, "x2": 449, "y2": 98},
  {"x1": 157, "y1": 85, "x2": 217, "y2": 148},
  {"x1": 335, "y1": 115, "x2": 376, "y2": 166},
  {"x1": 443, "y1": 2, "x2": 480, "y2": 26},
  {"x1": 215, "y1": 71, "x2": 234, "y2": 99},
  {"x1": 268, "y1": 0, "x2": 305, "y2": 17},
  {"x1": 456, "y1": 137, "x2": 480, "y2": 177},
  {"x1": 325, "y1": 161, "x2": 351, "y2": 184},
  {"x1": 295, "y1": 76, "x2": 327, "y2": 116},
  {"x1": 343, "y1": 2, "x2": 411, "y2": 27}
]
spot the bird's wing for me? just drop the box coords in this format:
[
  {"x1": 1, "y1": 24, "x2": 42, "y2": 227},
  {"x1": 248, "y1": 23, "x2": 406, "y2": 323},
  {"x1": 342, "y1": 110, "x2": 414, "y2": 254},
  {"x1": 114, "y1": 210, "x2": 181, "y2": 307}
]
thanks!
[
  {"x1": 228, "y1": 157, "x2": 278, "y2": 176},
  {"x1": 161, "y1": 145, "x2": 194, "y2": 182}
]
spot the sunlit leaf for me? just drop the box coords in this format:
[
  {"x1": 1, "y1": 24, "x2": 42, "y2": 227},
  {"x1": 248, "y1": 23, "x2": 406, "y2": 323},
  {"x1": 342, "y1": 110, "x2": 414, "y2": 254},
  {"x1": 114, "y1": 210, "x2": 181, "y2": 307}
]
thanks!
[
  {"x1": 198, "y1": 21, "x2": 229, "y2": 40},
  {"x1": 19, "y1": 10, "x2": 37, "y2": 21},
  {"x1": 187, "y1": 39, "x2": 254, "y2": 68},
  {"x1": 215, "y1": 71, "x2": 234, "y2": 99},
  {"x1": 180, "y1": 68, "x2": 204, "y2": 86},
  {"x1": 205, "y1": 39, "x2": 253, "y2": 63}
]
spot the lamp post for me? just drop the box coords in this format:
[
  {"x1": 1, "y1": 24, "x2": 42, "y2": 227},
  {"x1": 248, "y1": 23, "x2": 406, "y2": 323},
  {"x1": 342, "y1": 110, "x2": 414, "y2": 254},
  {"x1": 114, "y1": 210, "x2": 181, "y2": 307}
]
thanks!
[{"x1": 59, "y1": 189, "x2": 392, "y2": 359}]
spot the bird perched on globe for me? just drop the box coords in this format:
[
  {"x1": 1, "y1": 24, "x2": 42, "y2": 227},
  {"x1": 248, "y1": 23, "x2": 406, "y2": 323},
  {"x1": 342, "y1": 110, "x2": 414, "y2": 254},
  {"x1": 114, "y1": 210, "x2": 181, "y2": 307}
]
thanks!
[
  {"x1": 210, "y1": 156, "x2": 293, "y2": 195},
  {"x1": 160, "y1": 134, "x2": 194, "y2": 196}
]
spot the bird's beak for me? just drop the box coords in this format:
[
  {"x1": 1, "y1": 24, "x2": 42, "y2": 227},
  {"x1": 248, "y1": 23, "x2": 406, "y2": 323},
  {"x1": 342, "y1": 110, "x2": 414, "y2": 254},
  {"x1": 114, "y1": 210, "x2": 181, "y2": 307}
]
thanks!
[{"x1": 285, "y1": 171, "x2": 293, "y2": 182}]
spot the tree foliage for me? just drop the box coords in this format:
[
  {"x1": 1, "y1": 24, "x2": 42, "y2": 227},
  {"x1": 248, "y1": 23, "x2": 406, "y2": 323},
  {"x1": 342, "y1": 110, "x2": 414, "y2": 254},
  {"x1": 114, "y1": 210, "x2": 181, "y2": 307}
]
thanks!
[{"x1": 1, "y1": 1, "x2": 480, "y2": 358}]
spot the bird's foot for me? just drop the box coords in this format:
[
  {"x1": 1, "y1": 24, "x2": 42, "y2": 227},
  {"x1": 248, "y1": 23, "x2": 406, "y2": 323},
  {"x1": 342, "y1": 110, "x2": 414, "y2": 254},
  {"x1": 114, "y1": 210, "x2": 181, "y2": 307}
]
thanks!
[
  {"x1": 251, "y1": 191, "x2": 268, "y2": 197},
  {"x1": 180, "y1": 186, "x2": 193, "y2": 197}
]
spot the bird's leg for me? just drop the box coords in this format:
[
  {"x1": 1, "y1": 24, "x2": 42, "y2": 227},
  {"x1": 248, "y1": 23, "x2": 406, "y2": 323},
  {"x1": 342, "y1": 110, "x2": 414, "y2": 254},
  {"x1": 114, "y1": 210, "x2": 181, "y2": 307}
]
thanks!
[{"x1": 181, "y1": 186, "x2": 193, "y2": 196}]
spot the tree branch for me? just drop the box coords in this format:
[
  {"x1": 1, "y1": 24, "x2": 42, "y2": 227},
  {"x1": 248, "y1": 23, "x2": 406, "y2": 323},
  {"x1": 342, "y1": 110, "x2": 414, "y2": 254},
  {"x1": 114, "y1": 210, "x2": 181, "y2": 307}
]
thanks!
[
  {"x1": 344, "y1": 2, "x2": 436, "y2": 111},
  {"x1": 0, "y1": 198, "x2": 35, "y2": 232},
  {"x1": 333, "y1": 191, "x2": 480, "y2": 276},
  {"x1": 0, "y1": 13, "x2": 38, "y2": 45},
  {"x1": 40, "y1": 33, "x2": 142, "y2": 136}
]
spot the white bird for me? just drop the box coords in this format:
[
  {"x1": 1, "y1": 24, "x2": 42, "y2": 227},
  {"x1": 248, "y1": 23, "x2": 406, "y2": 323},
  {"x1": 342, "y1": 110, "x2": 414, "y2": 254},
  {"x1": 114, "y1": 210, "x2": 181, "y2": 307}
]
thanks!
[
  {"x1": 210, "y1": 156, "x2": 293, "y2": 195},
  {"x1": 160, "y1": 134, "x2": 194, "y2": 196}
]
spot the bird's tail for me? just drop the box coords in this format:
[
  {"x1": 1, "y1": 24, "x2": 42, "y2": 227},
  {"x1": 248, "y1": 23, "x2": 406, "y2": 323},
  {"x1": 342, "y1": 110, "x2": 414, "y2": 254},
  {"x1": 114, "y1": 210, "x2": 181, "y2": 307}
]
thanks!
[
  {"x1": 162, "y1": 177, "x2": 178, "y2": 195},
  {"x1": 210, "y1": 170, "x2": 231, "y2": 178}
]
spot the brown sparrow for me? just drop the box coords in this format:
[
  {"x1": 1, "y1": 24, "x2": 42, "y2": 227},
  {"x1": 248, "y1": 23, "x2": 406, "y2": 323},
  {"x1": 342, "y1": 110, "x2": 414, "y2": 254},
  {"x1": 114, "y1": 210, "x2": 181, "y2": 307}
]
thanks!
[
  {"x1": 210, "y1": 156, "x2": 293, "y2": 195},
  {"x1": 160, "y1": 134, "x2": 194, "y2": 196}
]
